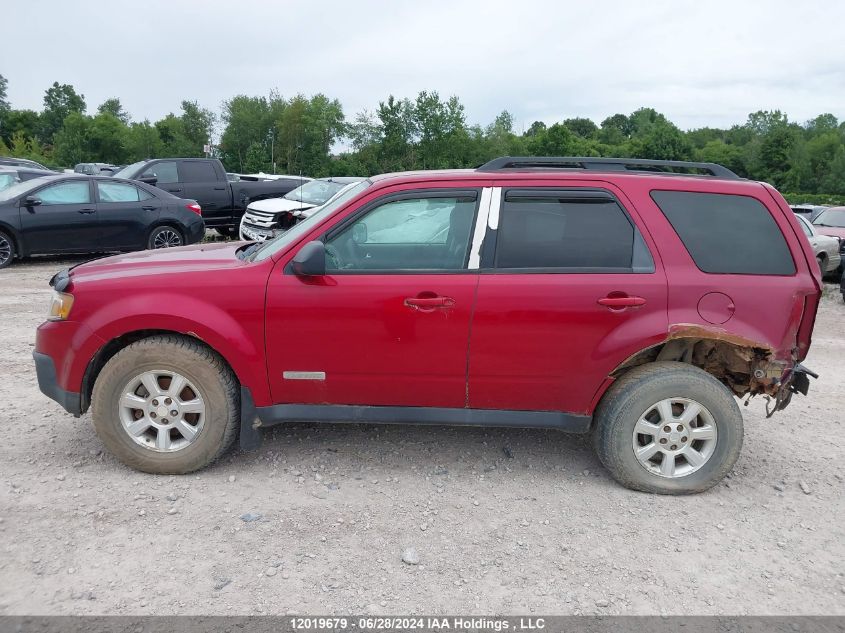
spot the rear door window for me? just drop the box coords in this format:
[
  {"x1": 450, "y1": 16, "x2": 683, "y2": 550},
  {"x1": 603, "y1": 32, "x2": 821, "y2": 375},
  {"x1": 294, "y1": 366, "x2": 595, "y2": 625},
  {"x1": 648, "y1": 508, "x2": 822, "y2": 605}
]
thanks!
[
  {"x1": 97, "y1": 181, "x2": 141, "y2": 202},
  {"x1": 180, "y1": 161, "x2": 217, "y2": 183},
  {"x1": 493, "y1": 190, "x2": 640, "y2": 271},
  {"x1": 651, "y1": 191, "x2": 795, "y2": 275}
]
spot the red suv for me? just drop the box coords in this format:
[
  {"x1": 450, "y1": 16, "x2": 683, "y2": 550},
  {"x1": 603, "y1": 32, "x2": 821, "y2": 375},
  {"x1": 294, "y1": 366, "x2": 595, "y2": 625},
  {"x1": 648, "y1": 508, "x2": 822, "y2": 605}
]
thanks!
[{"x1": 34, "y1": 157, "x2": 821, "y2": 494}]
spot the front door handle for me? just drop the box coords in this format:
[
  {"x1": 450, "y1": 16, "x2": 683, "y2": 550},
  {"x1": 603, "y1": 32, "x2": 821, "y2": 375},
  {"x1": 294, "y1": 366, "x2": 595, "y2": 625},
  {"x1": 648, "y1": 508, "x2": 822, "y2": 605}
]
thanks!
[
  {"x1": 404, "y1": 295, "x2": 456, "y2": 311},
  {"x1": 597, "y1": 295, "x2": 646, "y2": 309},
  {"x1": 77, "y1": 208, "x2": 96, "y2": 215},
  {"x1": 142, "y1": 205, "x2": 156, "y2": 211}
]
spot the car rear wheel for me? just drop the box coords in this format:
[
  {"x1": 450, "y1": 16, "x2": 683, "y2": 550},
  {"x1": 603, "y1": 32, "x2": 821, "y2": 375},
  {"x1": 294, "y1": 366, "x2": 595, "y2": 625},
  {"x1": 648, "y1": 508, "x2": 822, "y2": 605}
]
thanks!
[
  {"x1": 593, "y1": 361, "x2": 743, "y2": 494},
  {"x1": 91, "y1": 335, "x2": 240, "y2": 474},
  {"x1": 148, "y1": 225, "x2": 183, "y2": 249},
  {"x1": 0, "y1": 231, "x2": 15, "y2": 269}
]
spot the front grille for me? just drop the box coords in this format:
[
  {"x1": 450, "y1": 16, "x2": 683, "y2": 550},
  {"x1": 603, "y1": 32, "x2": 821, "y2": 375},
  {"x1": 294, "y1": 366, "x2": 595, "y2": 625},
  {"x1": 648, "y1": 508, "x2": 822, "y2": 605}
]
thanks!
[
  {"x1": 242, "y1": 207, "x2": 276, "y2": 230},
  {"x1": 242, "y1": 206, "x2": 300, "y2": 233}
]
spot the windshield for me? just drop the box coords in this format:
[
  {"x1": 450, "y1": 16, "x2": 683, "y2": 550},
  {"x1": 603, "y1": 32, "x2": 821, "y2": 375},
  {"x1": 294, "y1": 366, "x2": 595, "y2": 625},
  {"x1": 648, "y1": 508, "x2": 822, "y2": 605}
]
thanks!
[
  {"x1": 112, "y1": 160, "x2": 148, "y2": 179},
  {"x1": 0, "y1": 177, "x2": 48, "y2": 202},
  {"x1": 251, "y1": 180, "x2": 371, "y2": 262},
  {"x1": 282, "y1": 179, "x2": 348, "y2": 206},
  {"x1": 0, "y1": 173, "x2": 16, "y2": 191},
  {"x1": 814, "y1": 209, "x2": 845, "y2": 228}
]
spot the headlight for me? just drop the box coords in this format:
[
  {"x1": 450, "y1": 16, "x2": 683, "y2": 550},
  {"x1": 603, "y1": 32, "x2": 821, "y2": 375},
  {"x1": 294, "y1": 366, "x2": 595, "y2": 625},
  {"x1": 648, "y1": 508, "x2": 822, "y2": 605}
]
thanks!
[{"x1": 47, "y1": 291, "x2": 74, "y2": 321}]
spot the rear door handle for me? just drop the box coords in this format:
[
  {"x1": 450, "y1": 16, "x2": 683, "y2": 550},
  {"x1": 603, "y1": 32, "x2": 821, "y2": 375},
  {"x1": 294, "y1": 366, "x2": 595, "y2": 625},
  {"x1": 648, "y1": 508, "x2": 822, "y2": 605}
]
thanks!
[
  {"x1": 77, "y1": 208, "x2": 96, "y2": 215},
  {"x1": 213, "y1": 186, "x2": 226, "y2": 190},
  {"x1": 141, "y1": 205, "x2": 156, "y2": 211},
  {"x1": 404, "y1": 296, "x2": 455, "y2": 310},
  {"x1": 597, "y1": 295, "x2": 646, "y2": 309}
]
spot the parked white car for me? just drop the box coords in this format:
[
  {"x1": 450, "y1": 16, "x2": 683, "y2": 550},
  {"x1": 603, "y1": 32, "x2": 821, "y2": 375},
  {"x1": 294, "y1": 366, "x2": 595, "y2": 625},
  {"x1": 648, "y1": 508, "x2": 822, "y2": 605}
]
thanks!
[
  {"x1": 796, "y1": 214, "x2": 842, "y2": 275},
  {"x1": 239, "y1": 177, "x2": 365, "y2": 241}
]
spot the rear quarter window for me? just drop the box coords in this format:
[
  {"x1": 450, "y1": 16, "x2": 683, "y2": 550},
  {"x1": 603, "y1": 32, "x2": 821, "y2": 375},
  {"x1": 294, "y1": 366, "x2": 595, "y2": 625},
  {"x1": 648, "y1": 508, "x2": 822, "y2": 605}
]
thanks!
[{"x1": 650, "y1": 190, "x2": 795, "y2": 275}]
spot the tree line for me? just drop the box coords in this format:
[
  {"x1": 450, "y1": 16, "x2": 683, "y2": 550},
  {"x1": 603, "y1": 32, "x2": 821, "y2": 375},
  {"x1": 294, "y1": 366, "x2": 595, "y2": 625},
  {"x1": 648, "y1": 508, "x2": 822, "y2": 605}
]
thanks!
[{"x1": 1, "y1": 74, "x2": 843, "y2": 202}]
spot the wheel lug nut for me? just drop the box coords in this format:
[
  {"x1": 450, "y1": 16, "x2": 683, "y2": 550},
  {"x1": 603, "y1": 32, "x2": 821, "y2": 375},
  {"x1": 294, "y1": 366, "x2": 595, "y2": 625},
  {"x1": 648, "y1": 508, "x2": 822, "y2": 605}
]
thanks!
[
  {"x1": 150, "y1": 412, "x2": 157, "y2": 419},
  {"x1": 681, "y1": 436, "x2": 688, "y2": 442},
  {"x1": 677, "y1": 424, "x2": 684, "y2": 431},
  {"x1": 152, "y1": 399, "x2": 159, "y2": 406},
  {"x1": 671, "y1": 444, "x2": 677, "y2": 450},
  {"x1": 663, "y1": 425, "x2": 671, "y2": 432},
  {"x1": 165, "y1": 398, "x2": 172, "y2": 405},
  {"x1": 659, "y1": 438, "x2": 667, "y2": 444},
  {"x1": 162, "y1": 418, "x2": 169, "y2": 424},
  {"x1": 170, "y1": 410, "x2": 178, "y2": 417}
]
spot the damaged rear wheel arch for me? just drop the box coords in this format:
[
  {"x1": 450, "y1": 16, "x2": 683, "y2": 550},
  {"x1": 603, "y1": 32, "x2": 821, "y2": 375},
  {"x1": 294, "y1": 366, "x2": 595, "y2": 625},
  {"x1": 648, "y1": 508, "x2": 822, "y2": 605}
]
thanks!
[{"x1": 608, "y1": 332, "x2": 782, "y2": 400}]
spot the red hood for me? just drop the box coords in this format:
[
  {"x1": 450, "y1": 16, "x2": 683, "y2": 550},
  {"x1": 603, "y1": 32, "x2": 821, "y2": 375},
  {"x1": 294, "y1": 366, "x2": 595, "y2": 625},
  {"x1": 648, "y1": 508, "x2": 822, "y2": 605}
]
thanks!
[
  {"x1": 814, "y1": 226, "x2": 845, "y2": 240},
  {"x1": 67, "y1": 242, "x2": 248, "y2": 286}
]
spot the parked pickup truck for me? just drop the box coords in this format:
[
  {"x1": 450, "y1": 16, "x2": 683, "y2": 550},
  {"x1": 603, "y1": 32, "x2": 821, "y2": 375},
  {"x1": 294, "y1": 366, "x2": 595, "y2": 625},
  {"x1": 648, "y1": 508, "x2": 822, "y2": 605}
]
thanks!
[{"x1": 112, "y1": 158, "x2": 307, "y2": 236}]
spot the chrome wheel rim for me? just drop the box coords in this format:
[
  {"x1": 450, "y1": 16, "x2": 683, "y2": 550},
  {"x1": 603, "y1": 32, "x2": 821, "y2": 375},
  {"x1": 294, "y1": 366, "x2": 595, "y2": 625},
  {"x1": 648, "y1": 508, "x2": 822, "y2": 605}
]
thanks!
[
  {"x1": 632, "y1": 397, "x2": 718, "y2": 478},
  {"x1": 153, "y1": 229, "x2": 182, "y2": 248},
  {"x1": 119, "y1": 370, "x2": 205, "y2": 452},
  {"x1": 0, "y1": 234, "x2": 11, "y2": 265}
]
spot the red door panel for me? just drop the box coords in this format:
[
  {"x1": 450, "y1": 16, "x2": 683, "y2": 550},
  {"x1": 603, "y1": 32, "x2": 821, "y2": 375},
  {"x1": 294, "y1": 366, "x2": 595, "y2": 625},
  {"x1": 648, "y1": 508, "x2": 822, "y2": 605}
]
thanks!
[
  {"x1": 468, "y1": 273, "x2": 667, "y2": 414},
  {"x1": 265, "y1": 272, "x2": 478, "y2": 407}
]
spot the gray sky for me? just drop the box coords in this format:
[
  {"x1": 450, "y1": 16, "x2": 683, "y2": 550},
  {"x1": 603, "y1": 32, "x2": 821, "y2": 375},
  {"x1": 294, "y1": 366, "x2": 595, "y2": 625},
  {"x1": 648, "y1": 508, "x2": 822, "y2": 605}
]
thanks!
[{"x1": 4, "y1": 0, "x2": 844, "y2": 135}]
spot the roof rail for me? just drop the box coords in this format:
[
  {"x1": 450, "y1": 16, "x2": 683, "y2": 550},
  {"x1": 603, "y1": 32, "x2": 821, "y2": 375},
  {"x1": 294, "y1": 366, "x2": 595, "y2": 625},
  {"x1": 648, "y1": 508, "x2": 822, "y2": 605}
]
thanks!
[{"x1": 477, "y1": 156, "x2": 739, "y2": 179}]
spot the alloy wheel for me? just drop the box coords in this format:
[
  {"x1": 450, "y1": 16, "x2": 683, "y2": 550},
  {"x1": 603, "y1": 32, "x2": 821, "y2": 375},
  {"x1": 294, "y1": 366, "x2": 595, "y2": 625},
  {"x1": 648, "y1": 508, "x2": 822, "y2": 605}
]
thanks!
[
  {"x1": 153, "y1": 229, "x2": 182, "y2": 248},
  {"x1": 0, "y1": 234, "x2": 11, "y2": 266},
  {"x1": 632, "y1": 397, "x2": 718, "y2": 478},
  {"x1": 118, "y1": 370, "x2": 205, "y2": 452}
]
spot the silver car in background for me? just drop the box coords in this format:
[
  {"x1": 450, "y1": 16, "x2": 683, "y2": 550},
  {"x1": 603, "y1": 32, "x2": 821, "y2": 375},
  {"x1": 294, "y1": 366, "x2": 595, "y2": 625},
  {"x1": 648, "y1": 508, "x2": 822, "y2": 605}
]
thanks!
[{"x1": 796, "y1": 214, "x2": 841, "y2": 276}]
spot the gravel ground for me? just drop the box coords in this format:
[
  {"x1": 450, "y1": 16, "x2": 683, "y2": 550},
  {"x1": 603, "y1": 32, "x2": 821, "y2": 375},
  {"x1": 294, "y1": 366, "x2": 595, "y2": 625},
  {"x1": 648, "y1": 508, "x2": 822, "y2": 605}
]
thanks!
[{"x1": 0, "y1": 256, "x2": 843, "y2": 616}]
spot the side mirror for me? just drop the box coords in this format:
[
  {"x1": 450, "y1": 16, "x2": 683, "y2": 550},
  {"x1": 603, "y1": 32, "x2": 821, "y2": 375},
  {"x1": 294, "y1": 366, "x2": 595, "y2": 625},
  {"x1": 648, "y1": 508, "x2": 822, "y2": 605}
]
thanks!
[
  {"x1": 139, "y1": 175, "x2": 158, "y2": 185},
  {"x1": 291, "y1": 240, "x2": 326, "y2": 276},
  {"x1": 24, "y1": 195, "x2": 42, "y2": 207},
  {"x1": 351, "y1": 222, "x2": 368, "y2": 244}
]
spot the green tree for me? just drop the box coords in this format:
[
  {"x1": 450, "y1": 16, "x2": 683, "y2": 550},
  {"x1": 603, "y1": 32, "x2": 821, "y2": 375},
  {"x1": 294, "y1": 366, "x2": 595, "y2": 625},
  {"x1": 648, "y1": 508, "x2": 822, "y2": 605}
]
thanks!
[
  {"x1": 180, "y1": 100, "x2": 215, "y2": 155},
  {"x1": 375, "y1": 95, "x2": 416, "y2": 172},
  {"x1": 631, "y1": 119, "x2": 692, "y2": 161},
  {"x1": 97, "y1": 98, "x2": 130, "y2": 124},
  {"x1": 0, "y1": 73, "x2": 9, "y2": 122},
  {"x1": 126, "y1": 120, "x2": 163, "y2": 160},
  {"x1": 41, "y1": 82, "x2": 86, "y2": 142},
  {"x1": 219, "y1": 95, "x2": 271, "y2": 171},
  {"x1": 52, "y1": 112, "x2": 90, "y2": 166},
  {"x1": 563, "y1": 117, "x2": 598, "y2": 139},
  {"x1": 0, "y1": 109, "x2": 40, "y2": 145},
  {"x1": 88, "y1": 112, "x2": 129, "y2": 164}
]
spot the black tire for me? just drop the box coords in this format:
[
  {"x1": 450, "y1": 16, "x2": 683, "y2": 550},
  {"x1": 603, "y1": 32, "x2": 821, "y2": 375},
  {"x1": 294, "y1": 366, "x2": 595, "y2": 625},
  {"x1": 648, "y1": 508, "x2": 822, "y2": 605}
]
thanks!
[
  {"x1": 148, "y1": 225, "x2": 183, "y2": 249},
  {"x1": 91, "y1": 335, "x2": 240, "y2": 474},
  {"x1": 215, "y1": 226, "x2": 237, "y2": 239},
  {"x1": 592, "y1": 361, "x2": 743, "y2": 495},
  {"x1": 0, "y1": 230, "x2": 15, "y2": 269}
]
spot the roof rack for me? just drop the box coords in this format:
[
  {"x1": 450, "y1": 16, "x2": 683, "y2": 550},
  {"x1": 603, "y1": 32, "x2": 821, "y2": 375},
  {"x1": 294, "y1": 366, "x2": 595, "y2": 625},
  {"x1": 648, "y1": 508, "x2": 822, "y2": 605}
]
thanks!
[{"x1": 477, "y1": 156, "x2": 739, "y2": 179}]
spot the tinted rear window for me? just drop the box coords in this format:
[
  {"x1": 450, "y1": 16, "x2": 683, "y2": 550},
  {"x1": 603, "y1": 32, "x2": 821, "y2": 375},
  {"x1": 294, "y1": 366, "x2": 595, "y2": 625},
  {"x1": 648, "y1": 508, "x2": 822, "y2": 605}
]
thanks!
[
  {"x1": 651, "y1": 191, "x2": 795, "y2": 275},
  {"x1": 495, "y1": 193, "x2": 635, "y2": 270},
  {"x1": 180, "y1": 161, "x2": 217, "y2": 182}
]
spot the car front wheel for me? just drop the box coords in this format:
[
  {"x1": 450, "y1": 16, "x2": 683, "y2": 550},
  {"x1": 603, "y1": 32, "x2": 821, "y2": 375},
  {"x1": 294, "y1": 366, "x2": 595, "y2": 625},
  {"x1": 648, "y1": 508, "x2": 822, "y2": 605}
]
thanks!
[
  {"x1": 0, "y1": 230, "x2": 15, "y2": 269},
  {"x1": 593, "y1": 361, "x2": 743, "y2": 494},
  {"x1": 91, "y1": 335, "x2": 240, "y2": 474}
]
